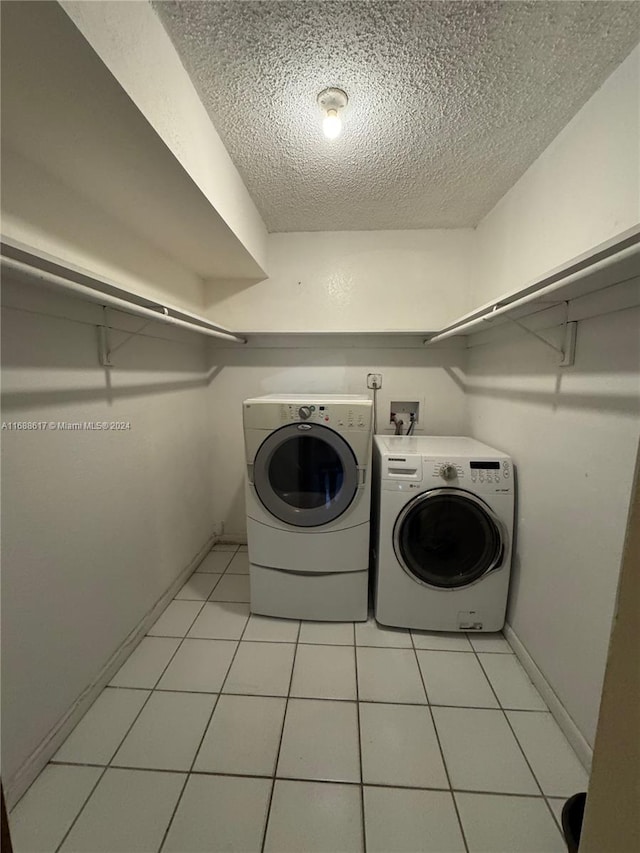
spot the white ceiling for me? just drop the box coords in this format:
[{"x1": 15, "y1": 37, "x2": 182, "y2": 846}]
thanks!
[{"x1": 154, "y1": 1, "x2": 639, "y2": 233}]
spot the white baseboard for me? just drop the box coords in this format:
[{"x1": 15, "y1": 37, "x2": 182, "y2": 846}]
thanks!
[
  {"x1": 503, "y1": 623, "x2": 593, "y2": 771},
  {"x1": 217, "y1": 534, "x2": 248, "y2": 545},
  {"x1": 6, "y1": 532, "x2": 217, "y2": 810}
]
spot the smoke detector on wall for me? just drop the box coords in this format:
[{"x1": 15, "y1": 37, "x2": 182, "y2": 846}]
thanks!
[{"x1": 317, "y1": 88, "x2": 348, "y2": 140}]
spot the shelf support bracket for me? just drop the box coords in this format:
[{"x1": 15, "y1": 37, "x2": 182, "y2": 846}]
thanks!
[
  {"x1": 498, "y1": 303, "x2": 576, "y2": 367},
  {"x1": 109, "y1": 318, "x2": 153, "y2": 355},
  {"x1": 97, "y1": 308, "x2": 112, "y2": 367},
  {"x1": 97, "y1": 307, "x2": 156, "y2": 367},
  {"x1": 559, "y1": 317, "x2": 577, "y2": 367}
]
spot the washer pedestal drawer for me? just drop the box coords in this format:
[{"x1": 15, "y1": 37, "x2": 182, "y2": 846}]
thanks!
[{"x1": 249, "y1": 563, "x2": 368, "y2": 622}]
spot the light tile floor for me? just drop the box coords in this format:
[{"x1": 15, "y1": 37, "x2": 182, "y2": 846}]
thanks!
[{"x1": 10, "y1": 543, "x2": 588, "y2": 853}]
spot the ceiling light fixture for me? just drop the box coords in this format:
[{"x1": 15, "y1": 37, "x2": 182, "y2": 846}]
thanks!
[{"x1": 317, "y1": 88, "x2": 348, "y2": 140}]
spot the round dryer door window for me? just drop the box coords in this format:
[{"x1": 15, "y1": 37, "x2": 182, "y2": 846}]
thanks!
[
  {"x1": 393, "y1": 488, "x2": 505, "y2": 589},
  {"x1": 253, "y1": 423, "x2": 359, "y2": 527}
]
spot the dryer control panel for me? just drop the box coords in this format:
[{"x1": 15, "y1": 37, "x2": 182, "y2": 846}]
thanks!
[{"x1": 278, "y1": 404, "x2": 371, "y2": 430}]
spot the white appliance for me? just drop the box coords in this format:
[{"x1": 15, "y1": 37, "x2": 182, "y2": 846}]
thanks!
[
  {"x1": 373, "y1": 435, "x2": 514, "y2": 632},
  {"x1": 243, "y1": 394, "x2": 373, "y2": 621}
]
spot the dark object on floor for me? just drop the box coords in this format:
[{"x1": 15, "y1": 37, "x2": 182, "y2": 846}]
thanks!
[
  {"x1": 1, "y1": 783, "x2": 13, "y2": 853},
  {"x1": 562, "y1": 791, "x2": 587, "y2": 852}
]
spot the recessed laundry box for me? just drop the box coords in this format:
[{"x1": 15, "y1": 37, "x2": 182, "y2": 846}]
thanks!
[
  {"x1": 373, "y1": 435, "x2": 515, "y2": 632},
  {"x1": 243, "y1": 394, "x2": 373, "y2": 621}
]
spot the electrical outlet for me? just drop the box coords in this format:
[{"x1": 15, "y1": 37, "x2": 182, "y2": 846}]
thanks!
[{"x1": 367, "y1": 373, "x2": 383, "y2": 389}]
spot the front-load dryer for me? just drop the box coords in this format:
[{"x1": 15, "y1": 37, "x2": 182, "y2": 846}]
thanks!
[
  {"x1": 373, "y1": 435, "x2": 514, "y2": 632},
  {"x1": 244, "y1": 394, "x2": 373, "y2": 621}
]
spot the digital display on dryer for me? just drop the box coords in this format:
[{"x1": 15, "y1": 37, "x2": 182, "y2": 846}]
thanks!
[{"x1": 470, "y1": 461, "x2": 500, "y2": 469}]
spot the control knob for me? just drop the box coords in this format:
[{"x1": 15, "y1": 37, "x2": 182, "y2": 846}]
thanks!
[
  {"x1": 439, "y1": 464, "x2": 457, "y2": 481},
  {"x1": 298, "y1": 406, "x2": 312, "y2": 420}
]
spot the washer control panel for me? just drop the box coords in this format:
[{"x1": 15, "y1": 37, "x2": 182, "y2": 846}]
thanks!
[
  {"x1": 424, "y1": 457, "x2": 512, "y2": 493},
  {"x1": 279, "y1": 403, "x2": 370, "y2": 429}
]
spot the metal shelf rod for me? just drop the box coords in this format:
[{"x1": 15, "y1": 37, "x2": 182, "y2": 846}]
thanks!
[
  {"x1": 425, "y1": 238, "x2": 640, "y2": 345},
  {"x1": 0, "y1": 255, "x2": 247, "y2": 344}
]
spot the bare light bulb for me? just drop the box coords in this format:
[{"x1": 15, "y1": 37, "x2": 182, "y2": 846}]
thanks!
[
  {"x1": 322, "y1": 109, "x2": 342, "y2": 140},
  {"x1": 317, "y1": 88, "x2": 348, "y2": 140}
]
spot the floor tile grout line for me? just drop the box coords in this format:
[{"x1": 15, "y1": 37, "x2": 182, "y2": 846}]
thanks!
[
  {"x1": 469, "y1": 641, "x2": 565, "y2": 835},
  {"x1": 52, "y1": 594, "x2": 211, "y2": 853},
  {"x1": 100, "y1": 676, "x2": 551, "y2": 708},
  {"x1": 203, "y1": 571, "x2": 226, "y2": 599},
  {"x1": 206, "y1": 551, "x2": 238, "y2": 588},
  {"x1": 40, "y1": 598, "x2": 556, "y2": 852},
  {"x1": 221, "y1": 547, "x2": 245, "y2": 577},
  {"x1": 353, "y1": 620, "x2": 367, "y2": 853},
  {"x1": 50, "y1": 765, "x2": 108, "y2": 853},
  {"x1": 502, "y1": 712, "x2": 568, "y2": 835},
  {"x1": 33, "y1": 544, "x2": 230, "y2": 852},
  {"x1": 51, "y1": 710, "x2": 150, "y2": 848},
  {"x1": 54, "y1": 684, "x2": 555, "y2": 713},
  {"x1": 410, "y1": 627, "x2": 470, "y2": 853},
  {"x1": 259, "y1": 618, "x2": 301, "y2": 853},
  {"x1": 469, "y1": 643, "x2": 512, "y2": 716},
  {"x1": 465, "y1": 631, "x2": 515, "y2": 655},
  {"x1": 473, "y1": 648, "x2": 548, "y2": 713},
  {"x1": 147, "y1": 598, "x2": 210, "y2": 642},
  {"x1": 131, "y1": 630, "x2": 519, "y2": 652},
  {"x1": 148, "y1": 597, "x2": 212, "y2": 691},
  {"x1": 544, "y1": 795, "x2": 565, "y2": 832},
  {"x1": 157, "y1": 591, "x2": 252, "y2": 853},
  {"x1": 206, "y1": 594, "x2": 250, "y2": 605},
  {"x1": 42, "y1": 760, "x2": 569, "y2": 799},
  {"x1": 196, "y1": 547, "x2": 237, "y2": 582},
  {"x1": 55, "y1": 552, "x2": 238, "y2": 852},
  {"x1": 206, "y1": 557, "x2": 250, "y2": 598},
  {"x1": 155, "y1": 741, "x2": 205, "y2": 852}
]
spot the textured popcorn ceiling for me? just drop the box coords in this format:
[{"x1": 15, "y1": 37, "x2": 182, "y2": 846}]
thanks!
[{"x1": 153, "y1": 1, "x2": 639, "y2": 232}]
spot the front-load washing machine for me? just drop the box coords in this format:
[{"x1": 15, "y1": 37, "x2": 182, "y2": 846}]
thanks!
[
  {"x1": 373, "y1": 435, "x2": 514, "y2": 631},
  {"x1": 243, "y1": 394, "x2": 373, "y2": 621}
]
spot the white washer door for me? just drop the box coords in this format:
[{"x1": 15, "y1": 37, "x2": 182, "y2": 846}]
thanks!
[
  {"x1": 393, "y1": 488, "x2": 506, "y2": 589},
  {"x1": 253, "y1": 423, "x2": 359, "y2": 528}
]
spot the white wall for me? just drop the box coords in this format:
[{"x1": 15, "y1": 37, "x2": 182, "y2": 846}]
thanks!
[
  {"x1": 0, "y1": 279, "x2": 215, "y2": 793},
  {"x1": 1, "y1": 147, "x2": 205, "y2": 312},
  {"x1": 475, "y1": 45, "x2": 640, "y2": 306},
  {"x1": 207, "y1": 341, "x2": 469, "y2": 537},
  {"x1": 61, "y1": 0, "x2": 268, "y2": 274},
  {"x1": 465, "y1": 305, "x2": 640, "y2": 747},
  {"x1": 204, "y1": 230, "x2": 476, "y2": 331},
  {"x1": 465, "y1": 44, "x2": 640, "y2": 751},
  {"x1": 1, "y1": 0, "x2": 264, "y2": 311}
]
